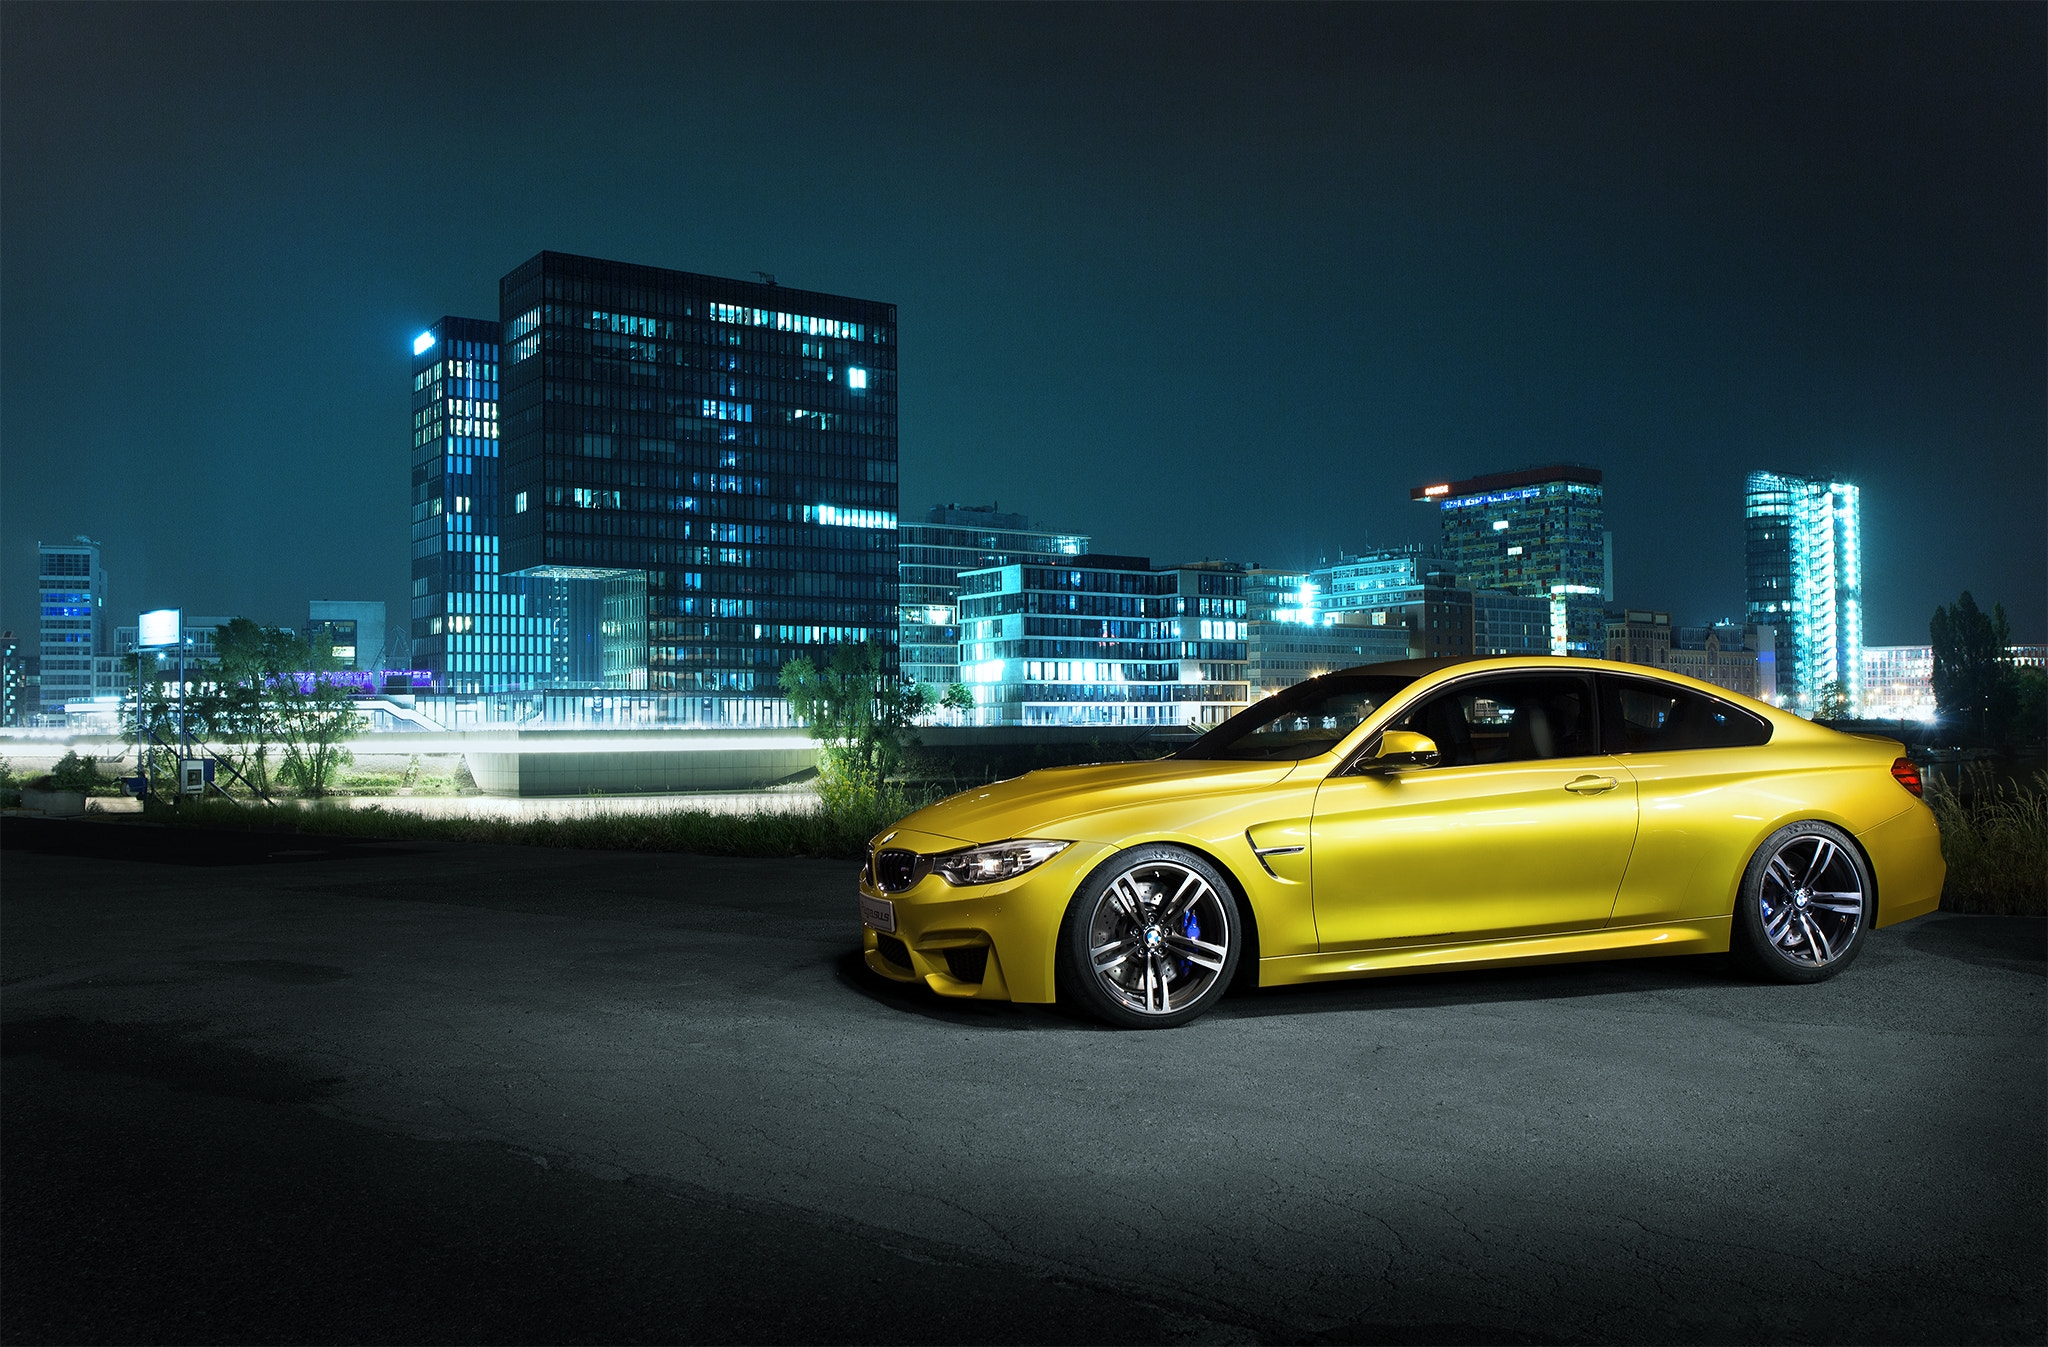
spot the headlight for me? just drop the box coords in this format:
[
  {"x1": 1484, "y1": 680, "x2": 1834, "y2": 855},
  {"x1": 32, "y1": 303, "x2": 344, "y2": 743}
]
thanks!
[{"x1": 931, "y1": 839, "x2": 1071, "y2": 886}]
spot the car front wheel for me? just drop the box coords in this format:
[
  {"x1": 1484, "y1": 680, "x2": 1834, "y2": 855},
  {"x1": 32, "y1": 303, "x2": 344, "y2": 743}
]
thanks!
[
  {"x1": 1732, "y1": 821, "x2": 1871, "y2": 982},
  {"x1": 1060, "y1": 846, "x2": 1242, "y2": 1029}
]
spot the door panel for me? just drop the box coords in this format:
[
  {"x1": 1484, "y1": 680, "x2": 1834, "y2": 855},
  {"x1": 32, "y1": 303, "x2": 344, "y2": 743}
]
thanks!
[
  {"x1": 1308, "y1": 671, "x2": 1639, "y2": 951},
  {"x1": 1596, "y1": 673, "x2": 1787, "y2": 925},
  {"x1": 1310, "y1": 758, "x2": 1639, "y2": 949}
]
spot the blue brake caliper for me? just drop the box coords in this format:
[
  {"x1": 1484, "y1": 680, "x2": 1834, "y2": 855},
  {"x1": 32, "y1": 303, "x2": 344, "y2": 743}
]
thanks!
[{"x1": 1177, "y1": 908, "x2": 1200, "y2": 975}]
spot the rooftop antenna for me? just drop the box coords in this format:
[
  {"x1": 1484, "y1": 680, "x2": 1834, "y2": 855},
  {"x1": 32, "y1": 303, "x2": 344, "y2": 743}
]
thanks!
[{"x1": 755, "y1": 271, "x2": 777, "y2": 286}]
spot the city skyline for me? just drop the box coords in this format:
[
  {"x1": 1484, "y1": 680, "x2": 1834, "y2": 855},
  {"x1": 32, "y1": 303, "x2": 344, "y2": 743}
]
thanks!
[{"x1": 3, "y1": 6, "x2": 2042, "y2": 646}]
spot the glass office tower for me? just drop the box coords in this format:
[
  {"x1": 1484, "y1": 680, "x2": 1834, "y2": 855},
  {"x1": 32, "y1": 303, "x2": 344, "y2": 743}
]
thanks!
[
  {"x1": 37, "y1": 538, "x2": 104, "y2": 714},
  {"x1": 410, "y1": 316, "x2": 557, "y2": 693},
  {"x1": 1411, "y1": 465, "x2": 1611, "y2": 655},
  {"x1": 498, "y1": 252, "x2": 898, "y2": 725},
  {"x1": 1745, "y1": 470, "x2": 1861, "y2": 715},
  {"x1": 899, "y1": 504, "x2": 1087, "y2": 691},
  {"x1": 957, "y1": 556, "x2": 1248, "y2": 726}
]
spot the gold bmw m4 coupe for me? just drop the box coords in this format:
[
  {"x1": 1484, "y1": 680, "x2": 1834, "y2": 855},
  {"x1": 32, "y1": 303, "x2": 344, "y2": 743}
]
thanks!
[{"x1": 858, "y1": 657, "x2": 1945, "y2": 1029}]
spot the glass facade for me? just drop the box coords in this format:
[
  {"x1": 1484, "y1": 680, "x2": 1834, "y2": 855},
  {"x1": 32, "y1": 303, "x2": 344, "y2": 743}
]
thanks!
[
  {"x1": 1861, "y1": 646, "x2": 1934, "y2": 721},
  {"x1": 1244, "y1": 568, "x2": 1319, "y2": 625},
  {"x1": 1314, "y1": 546, "x2": 1473, "y2": 659},
  {"x1": 1411, "y1": 465, "x2": 1610, "y2": 654},
  {"x1": 498, "y1": 252, "x2": 898, "y2": 725},
  {"x1": 1745, "y1": 471, "x2": 1861, "y2": 715},
  {"x1": 1245, "y1": 622, "x2": 1409, "y2": 696},
  {"x1": 411, "y1": 316, "x2": 558, "y2": 694},
  {"x1": 37, "y1": 540, "x2": 104, "y2": 712},
  {"x1": 898, "y1": 504, "x2": 1087, "y2": 692},
  {"x1": 1, "y1": 631, "x2": 28, "y2": 727},
  {"x1": 1472, "y1": 588, "x2": 1552, "y2": 656},
  {"x1": 957, "y1": 556, "x2": 1248, "y2": 726}
]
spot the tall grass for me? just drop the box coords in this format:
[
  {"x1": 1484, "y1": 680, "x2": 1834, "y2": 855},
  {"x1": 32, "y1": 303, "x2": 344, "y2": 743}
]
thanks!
[
  {"x1": 1928, "y1": 770, "x2": 2048, "y2": 916},
  {"x1": 142, "y1": 783, "x2": 940, "y2": 861}
]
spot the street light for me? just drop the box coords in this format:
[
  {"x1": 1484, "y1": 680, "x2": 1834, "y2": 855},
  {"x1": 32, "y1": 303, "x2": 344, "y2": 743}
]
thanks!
[{"x1": 136, "y1": 609, "x2": 182, "y2": 794}]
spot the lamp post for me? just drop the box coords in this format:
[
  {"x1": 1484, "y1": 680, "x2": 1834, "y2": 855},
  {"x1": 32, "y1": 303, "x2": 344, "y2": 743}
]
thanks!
[{"x1": 136, "y1": 609, "x2": 181, "y2": 795}]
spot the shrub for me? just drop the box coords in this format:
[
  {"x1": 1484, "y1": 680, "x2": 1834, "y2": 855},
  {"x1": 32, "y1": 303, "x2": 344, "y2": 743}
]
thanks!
[
  {"x1": 46, "y1": 751, "x2": 104, "y2": 792},
  {"x1": 1929, "y1": 770, "x2": 2047, "y2": 916}
]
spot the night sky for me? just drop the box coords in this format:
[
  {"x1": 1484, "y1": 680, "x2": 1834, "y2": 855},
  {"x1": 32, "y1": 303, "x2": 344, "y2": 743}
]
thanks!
[{"x1": 3, "y1": 3, "x2": 2041, "y2": 647}]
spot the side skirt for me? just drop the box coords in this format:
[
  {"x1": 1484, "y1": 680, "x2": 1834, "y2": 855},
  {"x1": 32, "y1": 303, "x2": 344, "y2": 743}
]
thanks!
[{"x1": 1258, "y1": 917, "x2": 1733, "y2": 986}]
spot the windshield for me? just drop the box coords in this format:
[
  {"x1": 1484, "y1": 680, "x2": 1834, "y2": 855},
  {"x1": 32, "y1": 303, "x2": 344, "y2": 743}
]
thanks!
[{"x1": 1178, "y1": 672, "x2": 1421, "y2": 761}]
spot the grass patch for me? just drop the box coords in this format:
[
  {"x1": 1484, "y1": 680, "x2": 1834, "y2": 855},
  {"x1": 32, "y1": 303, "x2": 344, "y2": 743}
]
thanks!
[
  {"x1": 1929, "y1": 770, "x2": 2047, "y2": 916},
  {"x1": 137, "y1": 787, "x2": 938, "y2": 861}
]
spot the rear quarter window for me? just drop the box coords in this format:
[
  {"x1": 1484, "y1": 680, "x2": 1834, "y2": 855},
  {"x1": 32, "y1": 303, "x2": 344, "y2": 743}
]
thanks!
[{"x1": 1599, "y1": 675, "x2": 1772, "y2": 753}]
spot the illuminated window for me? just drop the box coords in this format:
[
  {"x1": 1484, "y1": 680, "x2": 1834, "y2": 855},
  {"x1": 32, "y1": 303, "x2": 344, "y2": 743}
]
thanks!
[
  {"x1": 847, "y1": 367, "x2": 869, "y2": 390},
  {"x1": 514, "y1": 492, "x2": 528, "y2": 513}
]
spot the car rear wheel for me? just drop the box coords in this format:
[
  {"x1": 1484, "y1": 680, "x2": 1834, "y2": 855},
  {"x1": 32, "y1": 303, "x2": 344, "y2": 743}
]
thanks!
[
  {"x1": 1732, "y1": 821, "x2": 1870, "y2": 983},
  {"x1": 1060, "y1": 846, "x2": 1242, "y2": 1029}
]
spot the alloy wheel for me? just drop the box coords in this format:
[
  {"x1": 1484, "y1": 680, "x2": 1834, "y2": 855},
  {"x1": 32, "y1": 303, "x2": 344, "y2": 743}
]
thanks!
[
  {"x1": 1757, "y1": 833, "x2": 1864, "y2": 968},
  {"x1": 1083, "y1": 860, "x2": 1234, "y2": 1016}
]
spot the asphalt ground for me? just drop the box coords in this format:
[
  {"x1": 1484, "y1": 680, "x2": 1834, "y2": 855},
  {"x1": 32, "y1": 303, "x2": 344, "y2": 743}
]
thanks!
[{"x1": 2, "y1": 816, "x2": 2041, "y2": 1345}]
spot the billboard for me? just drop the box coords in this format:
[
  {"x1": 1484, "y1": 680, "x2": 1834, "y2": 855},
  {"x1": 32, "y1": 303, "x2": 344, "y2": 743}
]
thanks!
[{"x1": 137, "y1": 609, "x2": 181, "y2": 648}]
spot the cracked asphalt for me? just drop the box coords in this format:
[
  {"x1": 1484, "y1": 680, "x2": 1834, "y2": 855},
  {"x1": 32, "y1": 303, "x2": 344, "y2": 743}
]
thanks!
[{"x1": 3, "y1": 816, "x2": 2041, "y2": 1345}]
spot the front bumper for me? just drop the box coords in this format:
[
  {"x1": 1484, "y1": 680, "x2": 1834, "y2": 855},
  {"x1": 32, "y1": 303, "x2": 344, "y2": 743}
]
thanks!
[{"x1": 858, "y1": 829, "x2": 1116, "y2": 1003}]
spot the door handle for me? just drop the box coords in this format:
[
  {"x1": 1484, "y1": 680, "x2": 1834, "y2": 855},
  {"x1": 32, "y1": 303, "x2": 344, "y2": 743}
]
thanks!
[{"x1": 1565, "y1": 775, "x2": 1619, "y2": 794}]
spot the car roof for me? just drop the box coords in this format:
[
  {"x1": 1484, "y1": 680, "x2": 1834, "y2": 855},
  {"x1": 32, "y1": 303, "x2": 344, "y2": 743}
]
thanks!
[{"x1": 1319, "y1": 655, "x2": 1820, "y2": 737}]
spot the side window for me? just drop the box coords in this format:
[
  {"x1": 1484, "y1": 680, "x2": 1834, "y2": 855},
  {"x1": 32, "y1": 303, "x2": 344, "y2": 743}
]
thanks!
[
  {"x1": 1598, "y1": 675, "x2": 1772, "y2": 752},
  {"x1": 1396, "y1": 674, "x2": 1598, "y2": 767}
]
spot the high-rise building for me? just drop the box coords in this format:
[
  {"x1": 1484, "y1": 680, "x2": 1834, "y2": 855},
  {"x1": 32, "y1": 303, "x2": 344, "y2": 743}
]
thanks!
[
  {"x1": 1745, "y1": 471, "x2": 1861, "y2": 715},
  {"x1": 1, "y1": 631, "x2": 30, "y2": 727},
  {"x1": 497, "y1": 252, "x2": 898, "y2": 725},
  {"x1": 37, "y1": 538, "x2": 105, "y2": 713},
  {"x1": 1314, "y1": 546, "x2": 1474, "y2": 659},
  {"x1": 1472, "y1": 589, "x2": 1552, "y2": 657},
  {"x1": 1411, "y1": 465, "x2": 1611, "y2": 655},
  {"x1": 898, "y1": 504, "x2": 1086, "y2": 692},
  {"x1": 956, "y1": 555, "x2": 1248, "y2": 726},
  {"x1": 410, "y1": 315, "x2": 558, "y2": 695},
  {"x1": 307, "y1": 601, "x2": 387, "y2": 672},
  {"x1": 1245, "y1": 568, "x2": 1319, "y2": 624}
]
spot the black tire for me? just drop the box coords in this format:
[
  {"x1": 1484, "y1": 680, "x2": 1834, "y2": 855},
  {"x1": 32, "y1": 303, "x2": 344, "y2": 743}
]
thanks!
[
  {"x1": 1730, "y1": 821, "x2": 1871, "y2": 983},
  {"x1": 1058, "y1": 845, "x2": 1243, "y2": 1030}
]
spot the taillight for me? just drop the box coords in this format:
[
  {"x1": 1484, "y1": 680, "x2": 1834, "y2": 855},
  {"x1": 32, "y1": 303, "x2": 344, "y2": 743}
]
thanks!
[{"x1": 1891, "y1": 757, "x2": 1923, "y2": 798}]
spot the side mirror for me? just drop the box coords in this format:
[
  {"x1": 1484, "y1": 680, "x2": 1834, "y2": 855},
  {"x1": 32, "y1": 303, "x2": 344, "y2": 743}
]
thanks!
[{"x1": 1359, "y1": 730, "x2": 1440, "y2": 773}]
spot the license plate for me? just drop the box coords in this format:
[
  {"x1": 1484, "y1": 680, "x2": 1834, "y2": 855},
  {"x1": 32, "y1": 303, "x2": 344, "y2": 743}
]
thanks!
[{"x1": 859, "y1": 893, "x2": 897, "y2": 933}]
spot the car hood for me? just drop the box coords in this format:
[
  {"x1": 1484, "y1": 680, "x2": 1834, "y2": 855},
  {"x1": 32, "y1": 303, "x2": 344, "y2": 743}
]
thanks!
[{"x1": 896, "y1": 756, "x2": 1300, "y2": 845}]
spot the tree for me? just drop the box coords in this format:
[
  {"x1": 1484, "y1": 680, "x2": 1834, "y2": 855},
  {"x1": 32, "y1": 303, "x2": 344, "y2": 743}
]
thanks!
[
  {"x1": 1811, "y1": 679, "x2": 1853, "y2": 722},
  {"x1": 1930, "y1": 592, "x2": 2017, "y2": 742},
  {"x1": 208, "y1": 618, "x2": 305, "y2": 795},
  {"x1": 2013, "y1": 668, "x2": 2047, "y2": 748},
  {"x1": 778, "y1": 641, "x2": 933, "y2": 789},
  {"x1": 940, "y1": 682, "x2": 975, "y2": 717},
  {"x1": 192, "y1": 620, "x2": 363, "y2": 796}
]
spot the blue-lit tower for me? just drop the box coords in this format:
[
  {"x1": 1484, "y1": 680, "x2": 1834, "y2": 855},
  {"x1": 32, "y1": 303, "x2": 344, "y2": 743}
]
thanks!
[
  {"x1": 1745, "y1": 470, "x2": 1861, "y2": 715},
  {"x1": 409, "y1": 316, "x2": 554, "y2": 693},
  {"x1": 37, "y1": 538, "x2": 104, "y2": 714}
]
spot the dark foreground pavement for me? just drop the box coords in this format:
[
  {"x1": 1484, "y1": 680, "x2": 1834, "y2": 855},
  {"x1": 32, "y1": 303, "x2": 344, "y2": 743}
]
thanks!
[{"x1": 2, "y1": 818, "x2": 2041, "y2": 1345}]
